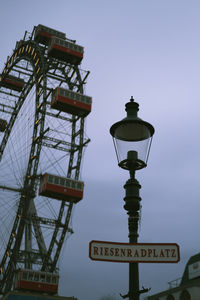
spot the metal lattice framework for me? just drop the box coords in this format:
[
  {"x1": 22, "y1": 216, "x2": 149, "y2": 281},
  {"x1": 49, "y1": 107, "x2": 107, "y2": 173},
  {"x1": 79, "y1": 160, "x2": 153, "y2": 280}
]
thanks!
[{"x1": 0, "y1": 26, "x2": 90, "y2": 294}]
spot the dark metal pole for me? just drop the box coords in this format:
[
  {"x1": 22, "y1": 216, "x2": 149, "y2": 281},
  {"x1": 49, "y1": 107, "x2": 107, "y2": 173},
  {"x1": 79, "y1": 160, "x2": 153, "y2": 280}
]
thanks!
[
  {"x1": 110, "y1": 97, "x2": 155, "y2": 299},
  {"x1": 124, "y1": 175, "x2": 141, "y2": 300}
]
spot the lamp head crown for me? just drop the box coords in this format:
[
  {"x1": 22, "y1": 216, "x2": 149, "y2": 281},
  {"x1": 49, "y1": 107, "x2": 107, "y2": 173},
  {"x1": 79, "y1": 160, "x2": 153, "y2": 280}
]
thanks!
[{"x1": 124, "y1": 96, "x2": 140, "y2": 122}]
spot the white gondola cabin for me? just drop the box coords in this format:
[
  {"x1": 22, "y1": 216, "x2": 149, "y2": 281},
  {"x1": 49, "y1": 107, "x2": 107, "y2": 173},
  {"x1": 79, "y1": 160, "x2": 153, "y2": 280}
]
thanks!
[
  {"x1": 48, "y1": 37, "x2": 84, "y2": 65},
  {"x1": 34, "y1": 24, "x2": 66, "y2": 45},
  {"x1": 14, "y1": 269, "x2": 59, "y2": 294},
  {"x1": 39, "y1": 173, "x2": 84, "y2": 203},
  {"x1": 51, "y1": 87, "x2": 92, "y2": 117},
  {"x1": 0, "y1": 119, "x2": 7, "y2": 132},
  {"x1": 0, "y1": 75, "x2": 25, "y2": 92}
]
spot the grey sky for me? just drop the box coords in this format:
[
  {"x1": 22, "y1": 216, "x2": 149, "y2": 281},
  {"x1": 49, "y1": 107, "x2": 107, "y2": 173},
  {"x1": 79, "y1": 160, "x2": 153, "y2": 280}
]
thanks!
[{"x1": 1, "y1": 0, "x2": 200, "y2": 299}]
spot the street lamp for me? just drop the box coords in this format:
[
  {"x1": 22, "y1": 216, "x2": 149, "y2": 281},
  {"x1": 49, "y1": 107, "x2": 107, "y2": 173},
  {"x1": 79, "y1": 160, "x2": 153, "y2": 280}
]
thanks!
[{"x1": 110, "y1": 97, "x2": 154, "y2": 300}]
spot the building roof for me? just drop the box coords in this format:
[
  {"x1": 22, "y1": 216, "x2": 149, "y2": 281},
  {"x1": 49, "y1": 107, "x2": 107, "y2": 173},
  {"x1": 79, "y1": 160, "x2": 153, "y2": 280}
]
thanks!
[
  {"x1": 180, "y1": 252, "x2": 200, "y2": 286},
  {"x1": 145, "y1": 252, "x2": 200, "y2": 299}
]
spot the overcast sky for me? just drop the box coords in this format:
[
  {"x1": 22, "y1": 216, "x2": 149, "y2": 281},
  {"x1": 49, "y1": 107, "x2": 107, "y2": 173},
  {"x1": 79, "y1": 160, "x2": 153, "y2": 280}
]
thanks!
[{"x1": 1, "y1": 1, "x2": 200, "y2": 299}]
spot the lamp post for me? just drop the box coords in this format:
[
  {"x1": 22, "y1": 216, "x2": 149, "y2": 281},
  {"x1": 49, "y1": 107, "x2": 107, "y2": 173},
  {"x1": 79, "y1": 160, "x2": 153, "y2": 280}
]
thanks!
[{"x1": 110, "y1": 97, "x2": 154, "y2": 300}]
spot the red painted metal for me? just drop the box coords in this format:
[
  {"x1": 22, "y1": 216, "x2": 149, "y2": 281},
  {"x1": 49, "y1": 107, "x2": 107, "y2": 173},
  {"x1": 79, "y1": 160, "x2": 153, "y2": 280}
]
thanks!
[
  {"x1": 39, "y1": 173, "x2": 84, "y2": 203},
  {"x1": 34, "y1": 24, "x2": 66, "y2": 45},
  {"x1": 0, "y1": 75, "x2": 25, "y2": 92},
  {"x1": 48, "y1": 39, "x2": 83, "y2": 65},
  {"x1": 14, "y1": 269, "x2": 58, "y2": 294},
  {"x1": 51, "y1": 88, "x2": 91, "y2": 117}
]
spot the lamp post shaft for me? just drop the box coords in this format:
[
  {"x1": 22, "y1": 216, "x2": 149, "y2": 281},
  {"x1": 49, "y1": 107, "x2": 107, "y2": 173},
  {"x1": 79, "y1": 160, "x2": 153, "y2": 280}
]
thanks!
[
  {"x1": 124, "y1": 176, "x2": 141, "y2": 300},
  {"x1": 110, "y1": 98, "x2": 155, "y2": 300},
  {"x1": 129, "y1": 213, "x2": 139, "y2": 300}
]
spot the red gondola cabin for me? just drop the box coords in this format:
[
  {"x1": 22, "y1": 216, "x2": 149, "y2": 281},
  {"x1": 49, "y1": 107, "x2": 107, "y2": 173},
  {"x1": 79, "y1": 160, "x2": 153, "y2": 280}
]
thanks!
[
  {"x1": 51, "y1": 87, "x2": 92, "y2": 117},
  {"x1": 14, "y1": 269, "x2": 59, "y2": 294},
  {"x1": 39, "y1": 173, "x2": 84, "y2": 203},
  {"x1": 48, "y1": 37, "x2": 83, "y2": 65},
  {"x1": 34, "y1": 24, "x2": 66, "y2": 45},
  {"x1": 0, "y1": 75, "x2": 25, "y2": 92}
]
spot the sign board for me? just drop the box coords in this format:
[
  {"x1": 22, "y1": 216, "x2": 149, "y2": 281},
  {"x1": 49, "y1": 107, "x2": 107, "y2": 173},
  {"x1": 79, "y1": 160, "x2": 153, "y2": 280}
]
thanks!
[{"x1": 89, "y1": 240, "x2": 180, "y2": 263}]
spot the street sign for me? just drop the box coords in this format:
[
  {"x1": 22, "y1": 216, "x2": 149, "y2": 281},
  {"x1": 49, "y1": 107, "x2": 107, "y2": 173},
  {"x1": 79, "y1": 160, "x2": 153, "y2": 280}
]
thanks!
[{"x1": 89, "y1": 240, "x2": 180, "y2": 263}]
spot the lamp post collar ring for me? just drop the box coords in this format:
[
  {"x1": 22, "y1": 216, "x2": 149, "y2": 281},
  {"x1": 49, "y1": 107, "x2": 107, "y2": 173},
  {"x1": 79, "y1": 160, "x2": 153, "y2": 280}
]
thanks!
[{"x1": 118, "y1": 158, "x2": 146, "y2": 171}]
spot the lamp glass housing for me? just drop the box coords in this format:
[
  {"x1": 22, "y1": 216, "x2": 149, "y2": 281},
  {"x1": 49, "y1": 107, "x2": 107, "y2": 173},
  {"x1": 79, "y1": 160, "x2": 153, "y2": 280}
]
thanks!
[
  {"x1": 110, "y1": 99, "x2": 154, "y2": 170},
  {"x1": 112, "y1": 123, "x2": 153, "y2": 170}
]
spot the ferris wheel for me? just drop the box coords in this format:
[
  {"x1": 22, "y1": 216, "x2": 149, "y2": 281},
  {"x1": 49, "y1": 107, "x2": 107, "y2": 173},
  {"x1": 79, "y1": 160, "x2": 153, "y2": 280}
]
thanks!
[{"x1": 0, "y1": 25, "x2": 91, "y2": 294}]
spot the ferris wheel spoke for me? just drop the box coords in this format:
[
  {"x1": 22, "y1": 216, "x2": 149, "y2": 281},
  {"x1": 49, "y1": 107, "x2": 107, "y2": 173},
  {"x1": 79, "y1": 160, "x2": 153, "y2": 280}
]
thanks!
[
  {"x1": 29, "y1": 199, "x2": 49, "y2": 257},
  {"x1": 0, "y1": 185, "x2": 21, "y2": 193}
]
